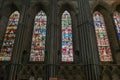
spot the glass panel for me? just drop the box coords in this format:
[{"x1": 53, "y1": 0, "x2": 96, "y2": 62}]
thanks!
[
  {"x1": 113, "y1": 11, "x2": 120, "y2": 39},
  {"x1": 0, "y1": 11, "x2": 20, "y2": 61},
  {"x1": 61, "y1": 11, "x2": 73, "y2": 62},
  {"x1": 30, "y1": 10, "x2": 47, "y2": 61},
  {"x1": 93, "y1": 11, "x2": 113, "y2": 61}
]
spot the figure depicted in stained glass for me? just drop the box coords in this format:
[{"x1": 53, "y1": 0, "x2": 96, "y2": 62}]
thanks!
[
  {"x1": 93, "y1": 11, "x2": 112, "y2": 61},
  {"x1": 113, "y1": 11, "x2": 120, "y2": 39},
  {"x1": 61, "y1": 11, "x2": 73, "y2": 62},
  {"x1": 30, "y1": 10, "x2": 46, "y2": 61},
  {"x1": 0, "y1": 11, "x2": 20, "y2": 61}
]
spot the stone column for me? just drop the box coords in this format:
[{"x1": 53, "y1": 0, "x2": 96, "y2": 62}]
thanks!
[
  {"x1": 0, "y1": 16, "x2": 8, "y2": 49},
  {"x1": 0, "y1": 0, "x2": 3, "y2": 19},
  {"x1": 77, "y1": 0, "x2": 100, "y2": 80},
  {"x1": 0, "y1": 0, "x2": 3, "y2": 8},
  {"x1": 9, "y1": 0, "x2": 30, "y2": 80},
  {"x1": 48, "y1": 0, "x2": 57, "y2": 78}
]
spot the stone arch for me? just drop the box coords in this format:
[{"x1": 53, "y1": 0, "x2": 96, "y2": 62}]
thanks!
[
  {"x1": 91, "y1": 1, "x2": 111, "y2": 13},
  {"x1": 58, "y1": 2, "x2": 77, "y2": 16},
  {"x1": 57, "y1": 2, "x2": 80, "y2": 63},
  {"x1": 28, "y1": 2, "x2": 48, "y2": 17},
  {"x1": 112, "y1": 2, "x2": 120, "y2": 12},
  {"x1": 22, "y1": 3, "x2": 49, "y2": 63},
  {"x1": 16, "y1": 2, "x2": 49, "y2": 80},
  {"x1": 1, "y1": 1, "x2": 22, "y2": 17},
  {"x1": 0, "y1": 1, "x2": 21, "y2": 80},
  {"x1": 0, "y1": 2, "x2": 21, "y2": 52},
  {"x1": 93, "y1": 5, "x2": 119, "y2": 63}
]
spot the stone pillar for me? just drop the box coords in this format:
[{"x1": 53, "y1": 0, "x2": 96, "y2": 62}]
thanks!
[
  {"x1": 77, "y1": 0, "x2": 100, "y2": 80},
  {"x1": 48, "y1": 0, "x2": 57, "y2": 78},
  {"x1": 9, "y1": 0, "x2": 30, "y2": 80},
  {"x1": 0, "y1": 0, "x2": 3, "y2": 19},
  {"x1": 0, "y1": 16, "x2": 8, "y2": 48},
  {"x1": 0, "y1": 0, "x2": 3, "y2": 8}
]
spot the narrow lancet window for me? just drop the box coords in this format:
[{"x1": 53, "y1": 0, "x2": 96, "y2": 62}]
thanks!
[
  {"x1": 0, "y1": 11, "x2": 20, "y2": 61},
  {"x1": 61, "y1": 11, "x2": 73, "y2": 62},
  {"x1": 113, "y1": 11, "x2": 120, "y2": 39},
  {"x1": 30, "y1": 10, "x2": 47, "y2": 61},
  {"x1": 93, "y1": 11, "x2": 112, "y2": 61}
]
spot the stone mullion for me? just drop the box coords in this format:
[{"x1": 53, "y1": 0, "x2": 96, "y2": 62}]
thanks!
[
  {"x1": 45, "y1": 13, "x2": 50, "y2": 80},
  {"x1": 53, "y1": 0, "x2": 57, "y2": 77},
  {"x1": 85, "y1": 24, "x2": 97, "y2": 80},
  {"x1": 9, "y1": 4, "x2": 29, "y2": 80},
  {"x1": 56, "y1": 13, "x2": 60, "y2": 64},
  {"x1": 72, "y1": 13, "x2": 79, "y2": 63},
  {"x1": 0, "y1": 16, "x2": 8, "y2": 50},
  {"x1": 78, "y1": 0, "x2": 88, "y2": 65},
  {"x1": 17, "y1": 8, "x2": 30, "y2": 65},
  {"x1": 49, "y1": 0, "x2": 57, "y2": 78},
  {"x1": 77, "y1": 0, "x2": 100, "y2": 80},
  {"x1": 16, "y1": 0, "x2": 30, "y2": 64},
  {"x1": 0, "y1": 16, "x2": 10, "y2": 80},
  {"x1": 0, "y1": 0, "x2": 3, "y2": 8},
  {"x1": 78, "y1": 21, "x2": 99, "y2": 80},
  {"x1": 88, "y1": 24, "x2": 100, "y2": 79},
  {"x1": 79, "y1": 25, "x2": 89, "y2": 80},
  {"x1": 0, "y1": 0, "x2": 3, "y2": 19},
  {"x1": 111, "y1": 12, "x2": 120, "y2": 45}
]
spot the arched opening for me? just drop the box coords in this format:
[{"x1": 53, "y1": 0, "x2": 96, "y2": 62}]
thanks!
[
  {"x1": 30, "y1": 10, "x2": 47, "y2": 62},
  {"x1": 113, "y1": 11, "x2": 120, "y2": 39},
  {"x1": 61, "y1": 10, "x2": 73, "y2": 62},
  {"x1": 93, "y1": 11, "x2": 113, "y2": 61},
  {"x1": 0, "y1": 11, "x2": 20, "y2": 61}
]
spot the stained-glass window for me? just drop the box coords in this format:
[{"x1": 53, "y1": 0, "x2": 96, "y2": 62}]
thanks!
[
  {"x1": 93, "y1": 11, "x2": 112, "y2": 61},
  {"x1": 0, "y1": 11, "x2": 20, "y2": 61},
  {"x1": 61, "y1": 11, "x2": 73, "y2": 62},
  {"x1": 30, "y1": 10, "x2": 47, "y2": 61},
  {"x1": 113, "y1": 11, "x2": 120, "y2": 39}
]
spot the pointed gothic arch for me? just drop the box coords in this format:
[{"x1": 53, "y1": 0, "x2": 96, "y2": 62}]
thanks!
[
  {"x1": 30, "y1": 10, "x2": 47, "y2": 61},
  {"x1": 113, "y1": 11, "x2": 120, "y2": 40},
  {"x1": 61, "y1": 10, "x2": 73, "y2": 62},
  {"x1": 93, "y1": 11, "x2": 113, "y2": 61},
  {"x1": 0, "y1": 11, "x2": 20, "y2": 61}
]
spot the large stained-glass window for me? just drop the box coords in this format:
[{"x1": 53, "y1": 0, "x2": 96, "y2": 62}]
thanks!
[
  {"x1": 30, "y1": 10, "x2": 46, "y2": 61},
  {"x1": 61, "y1": 11, "x2": 73, "y2": 62},
  {"x1": 0, "y1": 11, "x2": 20, "y2": 61},
  {"x1": 93, "y1": 11, "x2": 112, "y2": 61},
  {"x1": 113, "y1": 11, "x2": 120, "y2": 39}
]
